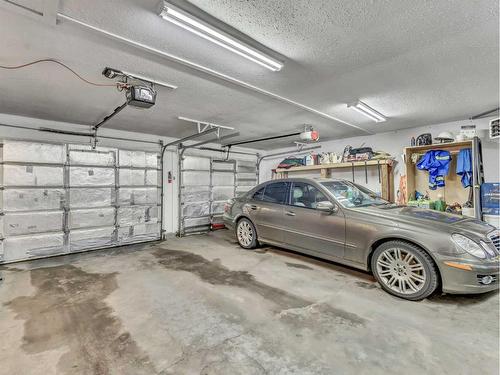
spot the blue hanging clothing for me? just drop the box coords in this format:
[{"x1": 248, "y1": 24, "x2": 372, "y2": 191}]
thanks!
[
  {"x1": 416, "y1": 150, "x2": 452, "y2": 190},
  {"x1": 456, "y1": 148, "x2": 472, "y2": 188}
]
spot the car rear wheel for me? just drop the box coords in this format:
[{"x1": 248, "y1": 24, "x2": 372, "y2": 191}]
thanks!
[
  {"x1": 371, "y1": 241, "x2": 438, "y2": 301},
  {"x1": 236, "y1": 218, "x2": 258, "y2": 249}
]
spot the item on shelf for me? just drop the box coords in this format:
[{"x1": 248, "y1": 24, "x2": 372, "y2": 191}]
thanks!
[
  {"x1": 319, "y1": 152, "x2": 342, "y2": 165},
  {"x1": 456, "y1": 148, "x2": 472, "y2": 188},
  {"x1": 434, "y1": 131, "x2": 454, "y2": 143},
  {"x1": 277, "y1": 156, "x2": 305, "y2": 169},
  {"x1": 320, "y1": 153, "x2": 330, "y2": 165},
  {"x1": 414, "y1": 190, "x2": 428, "y2": 200},
  {"x1": 490, "y1": 118, "x2": 499, "y2": 140},
  {"x1": 434, "y1": 195, "x2": 446, "y2": 212},
  {"x1": 304, "y1": 152, "x2": 319, "y2": 166},
  {"x1": 417, "y1": 150, "x2": 452, "y2": 190},
  {"x1": 416, "y1": 133, "x2": 432, "y2": 146},
  {"x1": 445, "y1": 202, "x2": 462, "y2": 215},
  {"x1": 372, "y1": 151, "x2": 392, "y2": 160},
  {"x1": 407, "y1": 199, "x2": 435, "y2": 209},
  {"x1": 410, "y1": 137, "x2": 416, "y2": 146},
  {"x1": 346, "y1": 146, "x2": 373, "y2": 161},
  {"x1": 330, "y1": 152, "x2": 342, "y2": 164},
  {"x1": 341, "y1": 145, "x2": 352, "y2": 162},
  {"x1": 460, "y1": 124, "x2": 477, "y2": 139},
  {"x1": 481, "y1": 183, "x2": 500, "y2": 215}
]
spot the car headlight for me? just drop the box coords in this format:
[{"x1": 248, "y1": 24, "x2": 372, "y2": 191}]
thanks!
[
  {"x1": 451, "y1": 234, "x2": 487, "y2": 259},
  {"x1": 480, "y1": 241, "x2": 497, "y2": 257}
]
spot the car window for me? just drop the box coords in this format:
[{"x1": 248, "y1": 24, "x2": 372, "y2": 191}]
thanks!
[
  {"x1": 291, "y1": 182, "x2": 329, "y2": 209},
  {"x1": 262, "y1": 182, "x2": 288, "y2": 204},
  {"x1": 252, "y1": 187, "x2": 265, "y2": 201},
  {"x1": 321, "y1": 180, "x2": 388, "y2": 207}
]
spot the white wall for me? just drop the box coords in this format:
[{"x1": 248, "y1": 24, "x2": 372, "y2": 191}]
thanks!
[{"x1": 260, "y1": 117, "x2": 500, "y2": 196}]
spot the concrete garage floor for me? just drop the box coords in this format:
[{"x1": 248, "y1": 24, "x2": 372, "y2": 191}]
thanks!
[{"x1": 0, "y1": 230, "x2": 498, "y2": 375}]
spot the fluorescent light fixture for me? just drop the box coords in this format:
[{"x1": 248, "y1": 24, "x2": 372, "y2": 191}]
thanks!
[
  {"x1": 158, "y1": 2, "x2": 283, "y2": 71},
  {"x1": 348, "y1": 101, "x2": 387, "y2": 122}
]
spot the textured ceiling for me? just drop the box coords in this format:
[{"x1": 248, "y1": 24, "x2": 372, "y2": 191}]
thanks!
[{"x1": 0, "y1": 0, "x2": 498, "y2": 149}]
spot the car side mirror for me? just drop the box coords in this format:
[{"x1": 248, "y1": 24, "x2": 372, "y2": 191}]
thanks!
[{"x1": 316, "y1": 201, "x2": 338, "y2": 214}]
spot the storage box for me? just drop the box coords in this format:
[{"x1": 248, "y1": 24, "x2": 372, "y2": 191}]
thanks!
[{"x1": 481, "y1": 183, "x2": 500, "y2": 215}]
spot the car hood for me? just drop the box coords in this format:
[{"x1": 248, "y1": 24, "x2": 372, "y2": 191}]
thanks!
[{"x1": 356, "y1": 205, "x2": 494, "y2": 237}]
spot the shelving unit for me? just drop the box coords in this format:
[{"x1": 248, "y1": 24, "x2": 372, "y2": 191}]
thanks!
[
  {"x1": 403, "y1": 138, "x2": 483, "y2": 218},
  {"x1": 273, "y1": 159, "x2": 395, "y2": 201}
]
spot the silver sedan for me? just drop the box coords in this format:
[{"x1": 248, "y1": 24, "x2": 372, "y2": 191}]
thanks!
[{"x1": 223, "y1": 177, "x2": 500, "y2": 301}]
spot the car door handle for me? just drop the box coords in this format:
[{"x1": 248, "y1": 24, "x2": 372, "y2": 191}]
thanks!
[{"x1": 285, "y1": 211, "x2": 296, "y2": 216}]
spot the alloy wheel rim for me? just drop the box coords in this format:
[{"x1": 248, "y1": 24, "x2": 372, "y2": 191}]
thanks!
[
  {"x1": 237, "y1": 221, "x2": 253, "y2": 247},
  {"x1": 376, "y1": 248, "x2": 426, "y2": 294}
]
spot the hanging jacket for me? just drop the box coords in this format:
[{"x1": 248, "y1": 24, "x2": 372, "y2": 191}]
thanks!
[
  {"x1": 456, "y1": 148, "x2": 472, "y2": 188},
  {"x1": 416, "y1": 150, "x2": 452, "y2": 190}
]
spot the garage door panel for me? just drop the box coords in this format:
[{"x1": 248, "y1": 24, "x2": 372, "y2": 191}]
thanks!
[
  {"x1": 212, "y1": 161, "x2": 235, "y2": 171},
  {"x1": 69, "y1": 226, "x2": 116, "y2": 251},
  {"x1": 212, "y1": 172, "x2": 234, "y2": 185},
  {"x1": 182, "y1": 202, "x2": 210, "y2": 217},
  {"x1": 1, "y1": 232, "x2": 65, "y2": 262},
  {"x1": 69, "y1": 148, "x2": 115, "y2": 166},
  {"x1": 69, "y1": 167, "x2": 115, "y2": 187},
  {"x1": 118, "y1": 187, "x2": 159, "y2": 205},
  {"x1": 3, "y1": 141, "x2": 65, "y2": 164},
  {"x1": 183, "y1": 217, "x2": 210, "y2": 231},
  {"x1": 3, "y1": 188, "x2": 64, "y2": 211},
  {"x1": 181, "y1": 186, "x2": 210, "y2": 202},
  {"x1": 182, "y1": 171, "x2": 210, "y2": 186},
  {"x1": 182, "y1": 156, "x2": 210, "y2": 170},
  {"x1": 117, "y1": 205, "x2": 159, "y2": 226},
  {"x1": 69, "y1": 208, "x2": 115, "y2": 229},
  {"x1": 117, "y1": 223, "x2": 160, "y2": 243},
  {"x1": 211, "y1": 201, "x2": 226, "y2": 215},
  {"x1": 2, "y1": 211, "x2": 63, "y2": 236},
  {"x1": 118, "y1": 169, "x2": 158, "y2": 186},
  {"x1": 69, "y1": 188, "x2": 114, "y2": 208},
  {"x1": 212, "y1": 186, "x2": 234, "y2": 201},
  {"x1": 3, "y1": 165, "x2": 64, "y2": 186}
]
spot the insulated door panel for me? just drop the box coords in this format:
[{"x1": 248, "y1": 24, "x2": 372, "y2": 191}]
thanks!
[
  {"x1": 3, "y1": 188, "x2": 64, "y2": 211},
  {"x1": 0, "y1": 140, "x2": 162, "y2": 263}
]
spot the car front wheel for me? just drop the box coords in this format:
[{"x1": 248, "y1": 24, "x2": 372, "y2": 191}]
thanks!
[
  {"x1": 371, "y1": 240, "x2": 439, "y2": 301},
  {"x1": 236, "y1": 218, "x2": 258, "y2": 249}
]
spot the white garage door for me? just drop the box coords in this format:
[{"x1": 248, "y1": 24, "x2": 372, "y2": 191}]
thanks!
[
  {"x1": 179, "y1": 154, "x2": 258, "y2": 235},
  {"x1": 0, "y1": 140, "x2": 161, "y2": 263}
]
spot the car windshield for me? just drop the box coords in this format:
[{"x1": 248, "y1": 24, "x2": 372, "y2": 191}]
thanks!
[{"x1": 320, "y1": 180, "x2": 389, "y2": 208}]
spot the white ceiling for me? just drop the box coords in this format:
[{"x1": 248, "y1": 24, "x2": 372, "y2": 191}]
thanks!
[{"x1": 0, "y1": 0, "x2": 498, "y2": 149}]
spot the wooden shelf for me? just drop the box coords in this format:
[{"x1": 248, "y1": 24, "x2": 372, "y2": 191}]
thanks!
[
  {"x1": 274, "y1": 159, "x2": 393, "y2": 173},
  {"x1": 273, "y1": 158, "x2": 395, "y2": 202},
  {"x1": 403, "y1": 139, "x2": 475, "y2": 211},
  {"x1": 403, "y1": 140, "x2": 472, "y2": 154}
]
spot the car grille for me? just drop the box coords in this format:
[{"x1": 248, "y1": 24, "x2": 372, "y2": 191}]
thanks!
[{"x1": 487, "y1": 231, "x2": 500, "y2": 254}]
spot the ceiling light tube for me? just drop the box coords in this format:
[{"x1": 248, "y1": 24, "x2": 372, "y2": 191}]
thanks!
[
  {"x1": 158, "y1": 2, "x2": 283, "y2": 71},
  {"x1": 348, "y1": 101, "x2": 386, "y2": 122}
]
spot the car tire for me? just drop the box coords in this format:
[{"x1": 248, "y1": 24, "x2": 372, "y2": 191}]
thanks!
[
  {"x1": 236, "y1": 218, "x2": 258, "y2": 249},
  {"x1": 371, "y1": 240, "x2": 439, "y2": 301}
]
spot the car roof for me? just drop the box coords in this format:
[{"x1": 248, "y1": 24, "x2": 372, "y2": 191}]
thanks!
[{"x1": 261, "y1": 177, "x2": 344, "y2": 184}]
